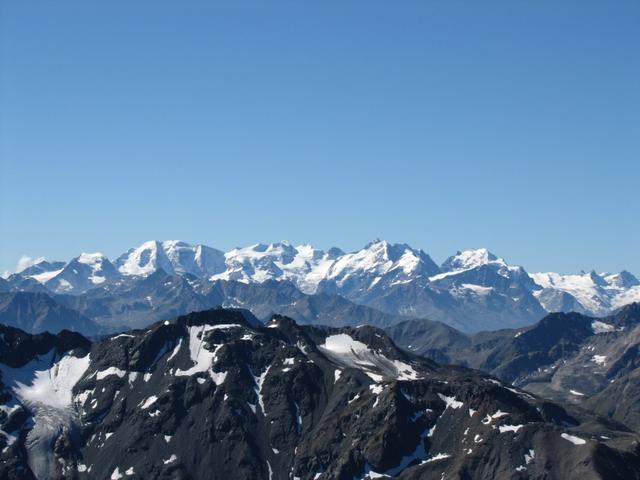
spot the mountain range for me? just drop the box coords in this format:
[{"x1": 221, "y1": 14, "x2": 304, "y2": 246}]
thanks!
[
  {"x1": 1, "y1": 308, "x2": 639, "y2": 480},
  {"x1": 387, "y1": 303, "x2": 640, "y2": 432},
  {"x1": 3, "y1": 240, "x2": 639, "y2": 333}
]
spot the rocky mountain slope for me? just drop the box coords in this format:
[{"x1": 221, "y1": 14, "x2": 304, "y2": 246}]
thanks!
[
  {"x1": 1, "y1": 308, "x2": 639, "y2": 479},
  {"x1": 5, "y1": 239, "x2": 639, "y2": 332},
  {"x1": 388, "y1": 303, "x2": 640, "y2": 432}
]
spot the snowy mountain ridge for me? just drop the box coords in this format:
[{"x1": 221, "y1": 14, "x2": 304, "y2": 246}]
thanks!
[{"x1": 5, "y1": 239, "x2": 640, "y2": 328}]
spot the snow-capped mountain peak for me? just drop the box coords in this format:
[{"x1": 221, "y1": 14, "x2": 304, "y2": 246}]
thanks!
[
  {"x1": 77, "y1": 251, "x2": 107, "y2": 265},
  {"x1": 321, "y1": 241, "x2": 440, "y2": 299},
  {"x1": 17, "y1": 260, "x2": 66, "y2": 284},
  {"x1": 7, "y1": 240, "x2": 639, "y2": 328},
  {"x1": 441, "y1": 248, "x2": 504, "y2": 272},
  {"x1": 160, "y1": 240, "x2": 226, "y2": 277},
  {"x1": 605, "y1": 270, "x2": 640, "y2": 289},
  {"x1": 530, "y1": 270, "x2": 640, "y2": 316},
  {"x1": 115, "y1": 240, "x2": 225, "y2": 278},
  {"x1": 116, "y1": 240, "x2": 174, "y2": 276},
  {"x1": 211, "y1": 241, "x2": 340, "y2": 293},
  {"x1": 328, "y1": 240, "x2": 434, "y2": 279},
  {"x1": 31, "y1": 252, "x2": 123, "y2": 294}
]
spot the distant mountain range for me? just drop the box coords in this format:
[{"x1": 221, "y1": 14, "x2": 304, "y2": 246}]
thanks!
[
  {"x1": 1, "y1": 308, "x2": 639, "y2": 479},
  {"x1": 0, "y1": 292, "x2": 101, "y2": 336},
  {"x1": 3, "y1": 239, "x2": 639, "y2": 333}
]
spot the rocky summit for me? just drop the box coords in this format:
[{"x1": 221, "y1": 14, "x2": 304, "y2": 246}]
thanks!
[{"x1": 1, "y1": 308, "x2": 639, "y2": 480}]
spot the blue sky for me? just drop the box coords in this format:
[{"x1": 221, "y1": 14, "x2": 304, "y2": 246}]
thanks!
[{"x1": 1, "y1": 0, "x2": 638, "y2": 274}]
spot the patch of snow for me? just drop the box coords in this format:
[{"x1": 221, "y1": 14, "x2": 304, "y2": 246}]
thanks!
[
  {"x1": 211, "y1": 371, "x2": 227, "y2": 384},
  {"x1": 318, "y1": 333, "x2": 420, "y2": 381},
  {"x1": 163, "y1": 454, "x2": 178, "y2": 464},
  {"x1": 525, "y1": 449, "x2": 535, "y2": 464},
  {"x1": 167, "y1": 339, "x2": 183, "y2": 362},
  {"x1": 31, "y1": 268, "x2": 64, "y2": 284},
  {"x1": 294, "y1": 402, "x2": 302, "y2": 433},
  {"x1": 2, "y1": 351, "x2": 91, "y2": 411},
  {"x1": 111, "y1": 467, "x2": 123, "y2": 479},
  {"x1": 491, "y1": 410, "x2": 509, "y2": 419},
  {"x1": 437, "y1": 393, "x2": 463, "y2": 409},
  {"x1": 369, "y1": 384, "x2": 383, "y2": 395},
  {"x1": 95, "y1": 367, "x2": 127, "y2": 380},
  {"x1": 561, "y1": 433, "x2": 586, "y2": 445},
  {"x1": 140, "y1": 396, "x2": 158, "y2": 410},
  {"x1": 175, "y1": 325, "x2": 224, "y2": 380},
  {"x1": 592, "y1": 321, "x2": 615, "y2": 334},
  {"x1": 209, "y1": 323, "x2": 243, "y2": 330},
  {"x1": 366, "y1": 372, "x2": 384, "y2": 382},
  {"x1": 498, "y1": 424, "x2": 524, "y2": 433},
  {"x1": 425, "y1": 453, "x2": 451, "y2": 463},
  {"x1": 110, "y1": 334, "x2": 134, "y2": 341},
  {"x1": 74, "y1": 389, "x2": 94, "y2": 407},
  {"x1": 252, "y1": 365, "x2": 271, "y2": 415}
]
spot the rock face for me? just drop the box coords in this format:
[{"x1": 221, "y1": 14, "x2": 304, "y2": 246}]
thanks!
[
  {"x1": 388, "y1": 303, "x2": 640, "y2": 432},
  {"x1": 1, "y1": 308, "x2": 640, "y2": 479}
]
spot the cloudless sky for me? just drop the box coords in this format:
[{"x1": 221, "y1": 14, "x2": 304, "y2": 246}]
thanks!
[{"x1": 1, "y1": 0, "x2": 638, "y2": 275}]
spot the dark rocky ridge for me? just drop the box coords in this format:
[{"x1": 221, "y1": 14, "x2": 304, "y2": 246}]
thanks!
[{"x1": 1, "y1": 308, "x2": 639, "y2": 479}]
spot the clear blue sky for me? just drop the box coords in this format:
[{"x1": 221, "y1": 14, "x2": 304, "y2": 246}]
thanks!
[{"x1": 1, "y1": 0, "x2": 638, "y2": 275}]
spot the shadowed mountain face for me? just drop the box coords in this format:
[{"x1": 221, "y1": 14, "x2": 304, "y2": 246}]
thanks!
[
  {"x1": 0, "y1": 270, "x2": 447, "y2": 339},
  {"x1": 1, "y1": 309, "x2": 639, "y2": 480},
  {"x1": 0, "y1": 292, "x2": 101, "y2": 336},
  {"x1": 387, "y1": 303, "x2": 640, "y2": 432},
  {"x1": 9, "y1": 271, "x2": 431, "y2": 335}
]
